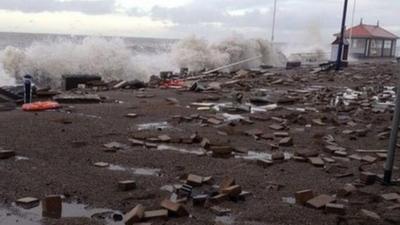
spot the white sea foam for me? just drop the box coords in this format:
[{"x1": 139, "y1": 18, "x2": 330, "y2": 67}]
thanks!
[{"x1": 0, "y1": 35, "x2": 286, "y2": 87}]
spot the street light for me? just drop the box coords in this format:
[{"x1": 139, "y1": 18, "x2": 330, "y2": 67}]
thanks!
[{"x1": 271, "y1": 0, "x2": 277, "y2": 43}]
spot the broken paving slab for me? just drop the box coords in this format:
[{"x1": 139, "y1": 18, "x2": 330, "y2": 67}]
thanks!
[
  {"x1": 381, "y1": 193, "x2": 400, "y2": 201},
  {"x1": 325, "y1": 203, "x2": 346, "y2": 215},
  {"x1": 306, "y1": 194, "x2": 335, "y2": 209},
  {"x1": 16, "y1": 197, "x2": 40, "y2": 209},
  {"x1": 308, "y1": 157, "x2": 325, "y2": 167},
  {"x1": 94, "y1": 162, "x2": 110, "y2": 168},
  {"x1": 160, "y1": 199, "x2": 188, "y2": 217},
  {"x1": 0, "y1": 150, "x2": 16, "y2": 159},
  {"x1": 53, "y1": 93, "x2": 102, "y2": 103},
  {"x1": 118, "y1": 180, "x2": 137, "y2": 191},
  {"x1": 360, "y1": 209, "x2": 381, "y2": 220},
  {"x1": 143, "y1": 209, "x2": 168, "y2": 220},
  {"x1": 42, "y1": 195, "x2": 62, "y2": 219},
  {"x1": 295, "y1": 189, "x2": 314, "y2": 205},
  {"x1": 124, "y1": 204, "x2": 145, "y2": 225},
  {"x1": 125, "y1": 113, "x2": 138, "y2": 118}
]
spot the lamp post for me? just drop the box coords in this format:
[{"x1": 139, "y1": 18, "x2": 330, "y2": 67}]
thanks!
[
  {"x1": 384, "y1": 74, "x2": 400, "y2": 185},
  {"x1": 271, "y1": 0, "x2": 277, "y2": 43},
  {"x1": 336, "y1": 0, "x2": 349, "y2": 71}
]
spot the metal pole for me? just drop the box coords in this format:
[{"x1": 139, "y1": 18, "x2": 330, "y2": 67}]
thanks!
[
  {"x1": 336, "y1": 0, "x2": 349, "y2": 71},
  {"x1": 384, "y1": 85, "x2": 400, "y2": 184},
  {"x1": 271, "y1": 0, "x2": 277, "y2": 42},
  {"x1": 349, "y1": 0, "x2": 357, "y2": 46}
]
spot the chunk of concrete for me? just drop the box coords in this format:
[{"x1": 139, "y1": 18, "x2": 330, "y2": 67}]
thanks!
[
  {"x1": 42, "y1": 195, "x2": 62, "y2": 219},
  {"x1": 295, "y1": 189, "x2": 314, "y2": 205},
  {"x1": 124, "y1": 204, "x2": 145, "y2": 225},
  {"x1": 16, "y1": 197, "x2": 40, "y2": 209},
  {"x1": 118, "y1": 180, "x2": 137, "y2": 191},
  {"x1": 308, "y1": 157, "x2": 325, "y2": 167},
  {"x1": 0, "y1": 150, "x2": 15, "y2": 159},
  {"x1": 221, "y1": 185, "x2": 242, "y2": 197},
  {"x1": 360, "y1": 209, "x2": 380, "y2": 220},
  {"x1": 143, "y1": 210, "x2": 168, "y2": 220},
  {"x1": 160, "y1": 199, "x2": 188, "y2": 217},
  {"x1": 306, "y1": 194, "x2": 335, "y2": 209},
  {"x1": 187, "y1": 174, "x2": 203, "y2": 186},
  {"x1": 325, "y1": 203, "x2": 346, "y2": 215}
]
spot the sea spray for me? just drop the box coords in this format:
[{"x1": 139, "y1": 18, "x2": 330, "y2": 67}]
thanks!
[
  {"x1": 0, "y1": 35, "x2": 287, "y2": 88},
  {"x1": 172, "y1": 35, "x2": 286, "y2": 72},
  {"x1": 0, "y1": 37, "x2": 162, "y2": 87}
]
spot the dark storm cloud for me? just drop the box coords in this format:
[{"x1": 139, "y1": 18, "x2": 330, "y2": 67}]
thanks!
[{"x1": 0, "y1": 0, "x2": 116, "y2": 14}]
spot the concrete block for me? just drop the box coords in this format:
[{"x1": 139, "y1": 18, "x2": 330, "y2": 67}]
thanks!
[
  {"x1": 118, "y1": 180, "x2": 137, "y2": 191},
  {"x1": 42, "y1": 195, "x2": 62, "y2": 219},
  {"x1": 295, "y1": 189, "x2": 314, "y2": 205},
  {"x1": 124, "y1": 204, "x2": 145, "y2": 225}
]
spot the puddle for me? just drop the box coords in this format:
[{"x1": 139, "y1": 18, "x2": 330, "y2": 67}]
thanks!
[
  {"x1": 137, "y1": 122, "x2": 170, "y2": 131},
  {"x1": 108, "y1": 164, "x2": 161, "y2": 176},
  {"x1": 235, "y1": 151, "x2": 292, "y2": 161},
  {"x1": 215, "y1": 215, "x2": 235, "y2": 225},
  {"x1": 157, "y1": 144, "x2": 205, "y2": 156},
  {"x1": 0, "y1": 202, "x2": 123, "y2": 225}
]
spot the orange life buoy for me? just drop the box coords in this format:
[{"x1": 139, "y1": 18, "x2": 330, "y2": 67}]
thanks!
[{"x1": 22, "y1": 101, "x2": 61, "y2": 111}]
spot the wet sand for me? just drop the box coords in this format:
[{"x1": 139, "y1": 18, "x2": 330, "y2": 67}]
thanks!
[{"x1": 0, "y1": 61, "x2": 399, "y2": 225}]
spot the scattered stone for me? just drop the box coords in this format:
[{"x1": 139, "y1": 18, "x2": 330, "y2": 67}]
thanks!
[
  {"x1": 129, "y1": 138, "x2": 145, "y2": 146},
  {"x1": 94, "y1": 162, "x2": 110, "y2": 168},
  {"x1": 348, "y1": 154, "x2": 363, "y2": 161},
  {"x1": 221, "y1": 185, "x2": 242, "y2": 197},
  {"x1": 209, "y1": 193, "x2": 229, "y2": 204},
  {"x1": 272, "y1": 152, "x2": 285, "y2": 161},
  {"x1": 325, "y1": 145, "x2": 346, "y2": 153},
  {"x1": 269, "y1": 124, "x2": 284, "y2": 130},
  {"x1": 124, "y1": 205, "x2": 145, "y2": 225},
  {"x1": 103, "y1": 142, "x2": 127, "y2": 152},
  {"x1": 381, "y1": 193, "x2": 400, "y2": 201},
  {"x1": 207, "y1": 118, "x2": 223, "y2": 125},
  {"x1": 295, "y1": 189, "x2": 314, "y2": 205},
  {"x1": 325, "y1": 203, "x2": 346, "y2": 215},
  {"x1": 306, "y1": 194, "x2": 335, "y2": 209},
  {"x1": 312, "y1": 119, "x2": 326, "y2": 126},
  {"x1": 158, "y1": 135, "x2": 171, "y2": 142},
  {"x1": 187, "y1": 174, "x2": 203, "y2": 186},
  {"x1": 118, "y1": 180, "x2": 137, "y2": 191},
  {"x1": 257, "y1": 159, "x2": 273, "y2": 168},
  {"x1": 42, "y1": 195, "x2": 62, "y2": 219},
  {"x1": 219, "y1": 177, "x2": 236, "y2": 192},
  {"x1": 360, "y1": 172, "x2": 376, "y2": 185},
  {"x1": 0, "y1": 150, "x2": 15, "y2": 159},
  {"x1": 210, "y1": 145, "x2": 233, "y2": 158},
  {"x1": 125, "y1": 113, "x2": 138, "y2": 118},
  {"x1": 360, "y1": 209, "x2": 381, "y2": 220},
  {"x1": 210, "y1": 206, "x2": 231, "y2": 216},
  {"x1": 308, "y1": 157, "x2": 325, "y2": 167},
  {"x1": 362, "y1": 155, "x2": 377, "y2": 163},
  {"x1": 16, "y1": 197, "x2": 40, "y2": 209},
  {"x1": 201, "y1": 138, "x2": 211, "y2": 149},
  {"x1": 337, "y1": 184, "x2": 357, "y2": 197},
  {"x1": 323, "y1": 157, "x2": 336, "y2": 163},
  {"x1": 160, "y1": 199, "x2": 188, "y2": 217},
  {"x1": 273, "y1": 132, "x2": 289, "y2": 137},
  {"x1": 279, "y1": 137, "x2": 293, "y2": 146},
  {"x1": 192, "y1": 194, "x2": 208, "y2": 207},
  {"x1": 143, "y1": 209, "x2": 168, "y2": 220},
  {"x1": 244, "y1": 129, "x2": 263, "y2": 136}
]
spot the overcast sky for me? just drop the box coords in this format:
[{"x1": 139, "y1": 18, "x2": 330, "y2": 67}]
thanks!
[{"x1": 0, "y1": 0, "x2": 398, "y2": 45}]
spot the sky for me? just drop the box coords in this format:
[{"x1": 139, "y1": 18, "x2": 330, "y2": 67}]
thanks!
[{"x1": 0, "y1": 0, "x2": 399, "y2": 45}]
